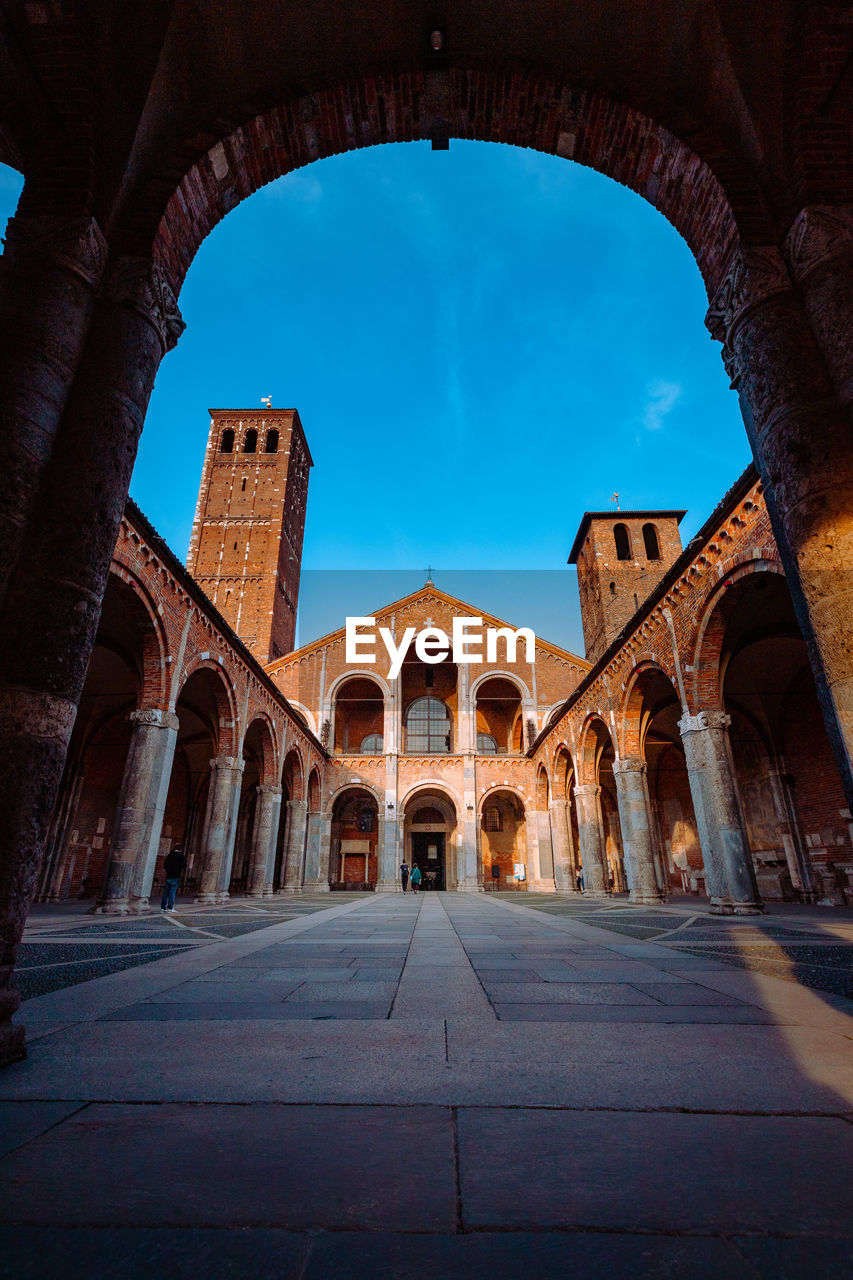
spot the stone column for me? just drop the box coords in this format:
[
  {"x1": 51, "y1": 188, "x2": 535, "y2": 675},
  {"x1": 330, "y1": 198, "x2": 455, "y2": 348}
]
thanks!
[
  {"x1": 0, "y1": 255, "x2": 183, "y2": 1066},
  {"x1": 216, "y1": 763, "x2": 245, "y2": 903},
  {"x1": 612, "y1": 757, "x2": 665, "y2": 906},
  {"x1": 524, "y1": 809, "x2": 542, "y2": 889},
  {"x1": 457, "y1": 803, "x2": 482, "y2": 891},
  {"x1": 93, "y1": 708, "x2": 179, "y2": 914},
  {"x1": 195, "y1": 756, "x2": 242, "y2": 904},
  {"x1": 282, "y1": 799, "x2": 308, "y2": 894},
  {"x1": 678, "y1": 711, "x2": 762, "y2": 915},
  {"x1": 302, "y1": 806, "x2": 331, "y2": 892},
  {"x1": 549, "y1": 799, "x2": 580, "y2": 894},
  {"x1": 706, "y1": 243, "x2": 853, "y2": 809},
  {"x1": 573, "y1": 784, "x2": 609, "y2": 897},
  {"x1": 535, "y1": 809, "x2": 556, "y2": 891},
  {"x1": 0, "y1": 213, "x2": 107, "y2": 608},
  {"x1": 247, "y1": 785, "x2": 281, "y2": 897}
]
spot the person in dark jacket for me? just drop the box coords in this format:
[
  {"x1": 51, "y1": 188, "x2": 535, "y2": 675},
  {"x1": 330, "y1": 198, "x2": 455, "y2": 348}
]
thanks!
[
  {"x1": 400, "y1": 862, "x2": 410, "y2": 893},
  {"x1": 410, "y1": 864, "x2": 422, "y2": 893},
  {"x1": 160, "y1": 844, "x2": 186, "y2": 912}
]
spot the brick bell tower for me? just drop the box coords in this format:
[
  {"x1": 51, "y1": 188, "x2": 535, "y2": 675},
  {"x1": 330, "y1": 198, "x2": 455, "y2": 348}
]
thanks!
[
  {"x1": 569, "y1": 510, "x2": 685, "y2": 665},
  {"x1": 187, "y1": 408, "x2": 312, "y2": 663}
]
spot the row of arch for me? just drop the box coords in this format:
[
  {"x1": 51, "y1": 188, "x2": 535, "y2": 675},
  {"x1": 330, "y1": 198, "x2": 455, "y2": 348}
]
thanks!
[
  {"x1": 614, "y1": 522, "x2": 661, "y2": 562},
  {"x1": 219, "y1": 427, "x2": 279, "y2": 455}
]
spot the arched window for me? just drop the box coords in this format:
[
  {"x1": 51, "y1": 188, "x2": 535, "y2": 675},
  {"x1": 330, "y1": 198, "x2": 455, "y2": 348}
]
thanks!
[
  {"x1": 643, "y1": 522, "x2": 661, "y2": 560},
  {"x1": 243, "y1": 428, "x2": 258, "y2": 454},
  {"x1": 477, "y1": 733, "x2": 498, "y2": 754},
  {"x1": 483, "y1": 806, "x2": 502, "y2": 832},
  {"x1": 405, "y1": 696, "x2": 451, "y2": 753},
  {"x1": 220, "y1": 428, "x2": 234, "y2": 453},
  {"x1": 614, "y1": 523, "x2": 632, "y2": 560},
  {"x1": 360, "y1": 733, "x2": 383, "y2": 755},
  {"x1": 265, "y1": 429, "x2": 279, "y2": 453}
]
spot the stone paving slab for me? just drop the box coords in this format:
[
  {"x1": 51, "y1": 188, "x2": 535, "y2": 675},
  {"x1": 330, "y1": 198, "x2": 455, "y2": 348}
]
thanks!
[
  {"x1": 102, "y1": 1000, "x2": 394, "y2": 1021},
  {"x1": 492, "y1": 1003, "x2": 777, "y2": 1023},
  {"x1": 0, "y1": 1101, "x2": 87, "y2": 1159},
  {"x1": 0, "y1": 1104, "x2": 457, "y2": 1231},
  {"x1": 457, "y1": 1109, "x2": 853, "y2": 1234},
  {"x1": 484, "y1": 982, "x2": 659, "y2": 1004}
]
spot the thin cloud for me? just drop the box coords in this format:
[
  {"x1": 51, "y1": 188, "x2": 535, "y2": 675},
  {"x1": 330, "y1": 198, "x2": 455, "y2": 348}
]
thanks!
[{"x1": 642, "y1": 379, "x2": 682, "y2": 431}]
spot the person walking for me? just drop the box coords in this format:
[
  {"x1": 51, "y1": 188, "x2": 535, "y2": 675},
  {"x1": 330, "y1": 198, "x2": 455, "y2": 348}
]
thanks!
[
  {"x1": 410, "y1": 864, "x2": 422, "y2": 894},
  {"x1": 160, "y1": 843, "x2": 186, "y2": 913},
  {"x1": 400, "y1": 861, "x2": 410, "y2": 893}
]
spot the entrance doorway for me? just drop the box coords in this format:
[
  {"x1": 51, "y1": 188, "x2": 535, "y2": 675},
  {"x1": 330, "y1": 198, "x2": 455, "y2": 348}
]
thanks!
[{"x1": 411, "y1": 832, "x2": 445, "y2": 891}]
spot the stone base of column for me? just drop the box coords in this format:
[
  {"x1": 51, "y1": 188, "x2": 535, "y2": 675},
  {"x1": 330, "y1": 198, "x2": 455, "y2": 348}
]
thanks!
[
  {"x1": 194, "y1": 892, "x2": 218, "y2": 904},
  {"x1": 629, "y1": 889, "x2": 665, "y2": 906},
  {"x1": 582, "y1": 889, "x2": 611, "y2": 900},
  {"x1": 245, "y1": 890, "x2": 265, "y2": 899},
  {"x1": 215, "y1": 892, "x2": 230, "y2": 905},
  {"x1": 710, "y1": 898, "x2": 764, "y2": 916},
  {"x1": 455, "y1": 881, "x2": 485, "y2": 893},
  {"x1": 280, "y1": 887, "x2": 303, "y2": 896},
  {"x1": 128, "y1": 896, "x2": 154, "y2": 914},
  {"x1": 374, "y1": 881, "x2": 399, "y2": 893},
  {"x1": 91, "y1": 897, "x2": 130, "y2": 915},
  {"x1": 301, "y1": 879, "x2": 330, "y2": 893},
  {"x1": 0, "y1": 1022, "x2": 26, "y2": 1067}
]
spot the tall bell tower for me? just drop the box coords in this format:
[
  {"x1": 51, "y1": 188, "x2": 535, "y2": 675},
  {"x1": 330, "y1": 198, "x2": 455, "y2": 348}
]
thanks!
[
  {"x1": 569, "y1": 510, "x2": 685, "y2": 665},
  {"x1": 187, "y1": 408, "x2": 312, "y2": 663}
]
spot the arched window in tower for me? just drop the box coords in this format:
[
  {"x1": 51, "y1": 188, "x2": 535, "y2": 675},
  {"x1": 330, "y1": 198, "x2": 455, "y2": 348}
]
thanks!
[
  {"x1": 614, "y1": 523, "x2": 632, "y2": 561},
  {"x1": 220, "y1": 429, "x2": 234, "y2": 453},
  {"x1": 265, "y1": 429, "x2": 279, "y2": 453},
  {"x1": 643, "y1": 522, "x2": 661, "y2": 560},
  {"x1": 405, "y1": 696, "x2": 452, "y2": 754},
  {"x1": 243, "y1": 428, "x2": 258, "y2": 454}
]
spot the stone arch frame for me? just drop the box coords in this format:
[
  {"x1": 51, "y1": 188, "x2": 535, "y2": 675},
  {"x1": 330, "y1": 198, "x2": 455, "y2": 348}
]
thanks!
[
  {"x1": 551, "y1": 742, "x2": 576, "y2": 803},
  {"x1": 536, "y1": 764, "x2": 550, "y2": 808},
  {"x1": 286, "y1": 701, "x2": 316, "y2": 736},
  {"x1": 324, "y1": 779, "x2": 384, "y2": 819},
  {"x1": 399, "y1": 780, "x2": 464, "y2": 819},
  {"x1": 281, "y1": 744, "x2": 305, "y2": 802},
  {"x1": 471, "y1": 669, "x2": 530, "y2": 756},
  {"x1": 106, "y1": 561, "x2": 170, "y2": 711},
  {"x1": 173, "y1": 658, "x2": 240, "y2": 758},
  {"x1": 688, "y1": 559, "x2": 787, "y2": 713},
  {"x1": 326, "y1": 669, "x2": 389, "y2": 754},
  {"x1": 620, "y1": 660, "x2": 682, "y2": 760},
  {"x1": 478, "y1": 781, "x2": 532, "y2": 812},
  {"x1": 577, "y1": 713, "x2": 615, "y2": 787},
  {"x1": 240, "y1": 713, "x2": 279, "y2": 786},
  {"x1": 141, "y1": 72, "x2": 774, "y2": 307},
  {"x1": 469, "y1": 669, "x2": 532, "y2": 704}
]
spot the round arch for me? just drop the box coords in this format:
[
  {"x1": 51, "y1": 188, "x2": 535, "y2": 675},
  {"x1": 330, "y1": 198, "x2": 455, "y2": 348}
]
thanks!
[
  {"x1": 175, "y1": 658, "x2": 239, "y2": 756},
  {"x1": 689, "y1": 560, "x2": 787, "y2": 712},
  {"x1": 469, "y1": 669, "x2": 532, "y2": 703},
  {"x1": 281, "y1": 745, "x2": 305, "y2": 801},
  {"x1": 398, "y1": 780, "x2": 463, "y2": 815},
  {"x1": 401, "y1": 785, "x2": 459, "y2": 892},
  {"x1": 241, "y1": 714, "x2": 279, "y2": 786},
  {"x1": 287, "y1": 702, "x2": 316, "y2": 736},
  {"x1": 324, "y1": 779, "x2": 384, "y2": 818},
  {"x1": 620, "y1": 660, "x2": 682, "y2": 759},
  {"x1": 107, "y1": 562, "x2": 170, "y2": 707},
  {"x1": 577, "y1": 713, "x2": 613, "y2": 786}
]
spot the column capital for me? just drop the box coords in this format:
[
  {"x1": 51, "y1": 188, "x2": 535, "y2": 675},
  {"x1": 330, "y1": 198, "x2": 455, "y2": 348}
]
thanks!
[
  {"x1": 678, "y1": 709, "x2": 731, "y2": 736},
  {"x1": 705, "y1": 245, "x2": 793, "y2": 386},
  {"x1": 573, "y1": 783, "x2": 600, "y2": 798},
  {"x1": 210, "y1": 754, "x2": 244, "y2": 772},
  {"x1": 257, "y1": 783, "x2": 282, "y2": 798},
  {"x1": 129, "y1": 707, "x2": 179, "y2": 731},
  {"x1": 612, "y1": 755, "x2": 647, "y2": 776},
  {"x1": 287, "y1": 797, "x2": 308, "y2": 811},
  {"x1": 2, "y1": 213, "x2": 108, "y2": 286},
  {"x1": 103, "y1": 256, "x2": 185, "y2": 354},
  {"x1": 785, "y1": 204, "x2": 853, "y2": 282}
]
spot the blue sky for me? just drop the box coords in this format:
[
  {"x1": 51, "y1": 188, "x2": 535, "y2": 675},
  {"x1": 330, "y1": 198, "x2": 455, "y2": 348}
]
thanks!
[{"x1": 0, "y1": 144, "x2": 750, "y2": 653}]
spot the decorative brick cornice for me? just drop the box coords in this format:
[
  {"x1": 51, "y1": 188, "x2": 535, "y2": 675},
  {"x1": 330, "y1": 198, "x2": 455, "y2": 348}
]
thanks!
[
  {"x1": 104, "y1": 256, "x2": 185, "y2": 353},
  {"x1": 785, "y1": 205, "x2": 853, "y2": 281}
]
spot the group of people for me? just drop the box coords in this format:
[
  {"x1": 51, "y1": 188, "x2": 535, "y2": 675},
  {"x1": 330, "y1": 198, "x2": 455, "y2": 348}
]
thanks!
[{"x1": 399, "y1": 862, "x2": 422, "y2": 893}]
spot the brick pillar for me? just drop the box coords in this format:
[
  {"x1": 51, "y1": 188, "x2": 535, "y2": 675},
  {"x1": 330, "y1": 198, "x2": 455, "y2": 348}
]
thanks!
[
  {"x1": 706, "y1": 241, "x2": 853, "y2": 810},
  {"x1": 195, "y1": 755, "x2": 242, "y2": 904},
  {"x1": 94, "y1": 707, "x2": 179, "y2": 914},
  {"x1": 573, "y1": 784, "x2": 609, "y2": 897},
  {"x1": 282, "y1": 799, "x2": 308, "y2": 893},
  {"x1": 247, "y1": 784, "x2": 281, "y2": 897},
  {"x1": 0, "y1": 255, "x2": 183, "y2": 1067},
  {"x1": 549, "y1": 800, "x2": 580, "y2": 894},
  {"x1": 679, "y1": 711, "x2": 763, "y2": 915},
  {"x1": 0, "y1": 213, "x2": 107, "y2": 608},
  {"x1": 612, "y1": 757, "x2": 665, "y2": 905}
]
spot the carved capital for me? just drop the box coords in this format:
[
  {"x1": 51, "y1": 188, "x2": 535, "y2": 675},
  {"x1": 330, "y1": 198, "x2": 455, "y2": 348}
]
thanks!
[
  {"x1": 104, "y1": 256, "x2": 185, "y2": 353},
  {"x1": 705, "y1": 246, "x2": 792, "y2": 346},
  {"x1": 257, "y1": 784, "x2": 282, "y2": 798},
  {"x1": 573, "y1": 783, "x2": 600, "y2": 798},
  {"x1": 129, "y1": 707, "x2": 179, "y2": 731},
  {"x1": 612, "y1": 755, "x2": 647, "y2": 776},
  {"x1": 210, "y1": 754, "x2": 243, "y2": 772},
  {"x1": 678, "y1": 709, "x2": 731, "y2": 736},
  {"x1": 785, "y1": 205, "x2": 853, "y2": 281},
  {"x1": 2, "y1": 213, "x2": 108, "y2": 286}
]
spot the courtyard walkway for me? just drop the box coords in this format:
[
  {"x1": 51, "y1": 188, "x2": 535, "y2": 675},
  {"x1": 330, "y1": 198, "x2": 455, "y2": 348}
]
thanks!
[{"x1": 2, "y1": 892, "x2": 853, "y2": 1277}]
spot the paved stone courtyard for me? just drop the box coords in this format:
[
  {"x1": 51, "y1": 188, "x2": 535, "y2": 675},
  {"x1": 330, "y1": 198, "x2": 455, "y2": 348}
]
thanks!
[{"x1": 2, "y1": 892, "x2": 853, "y2": 1277}]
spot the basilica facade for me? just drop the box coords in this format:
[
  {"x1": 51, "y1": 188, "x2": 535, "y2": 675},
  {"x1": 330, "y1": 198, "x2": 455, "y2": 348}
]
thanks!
[{"x1": 39, "y1": 407, "x2": 853, "y2": 917}]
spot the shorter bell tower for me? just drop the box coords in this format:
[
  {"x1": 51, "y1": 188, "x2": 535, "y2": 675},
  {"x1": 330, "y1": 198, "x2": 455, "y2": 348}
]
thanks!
[
  {"x1": 569, "y1": 510, "x2": 685, "y2": 665},
  {"x1": 187, "y1": 408, "x2": 312, "y2": 663}
]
